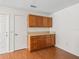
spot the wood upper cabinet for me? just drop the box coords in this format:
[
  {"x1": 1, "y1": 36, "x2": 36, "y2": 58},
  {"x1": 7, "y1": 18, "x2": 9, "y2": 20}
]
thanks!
[
  {"x1": 28, "y1": 14, "x2": 52, "y2": 27},
  {"x1": 28, "y1": 34, "x2": 55, "y2": 51}
]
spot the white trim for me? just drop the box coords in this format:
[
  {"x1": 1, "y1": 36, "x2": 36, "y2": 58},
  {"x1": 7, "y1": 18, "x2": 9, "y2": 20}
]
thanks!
[{"x1": 56, "y1": 45, "x2": 79, "y2": 57}]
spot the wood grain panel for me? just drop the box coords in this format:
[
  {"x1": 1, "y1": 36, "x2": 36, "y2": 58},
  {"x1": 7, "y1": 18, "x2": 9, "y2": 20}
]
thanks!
[
  {"x1": 28, "y1": 34, "x2": 55, "y2": 51},
  {"x1": 43, "y1": 17, "x2": 52, "y2": 27},
  {"x1": 29, "y1": 15, "x2": 36, "y2": 27},
  {"x1": 28, "y1": 14, "x2": 52, "y2": 27}
]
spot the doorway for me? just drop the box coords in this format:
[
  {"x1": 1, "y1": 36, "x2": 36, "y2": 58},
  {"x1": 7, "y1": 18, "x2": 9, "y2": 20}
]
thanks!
[
  {"x1": 0, "y1": 14, "x2": 10, "y2": 54},
  {"x1": 14, "y1": 15, "x2": 27, "y2": 51}
]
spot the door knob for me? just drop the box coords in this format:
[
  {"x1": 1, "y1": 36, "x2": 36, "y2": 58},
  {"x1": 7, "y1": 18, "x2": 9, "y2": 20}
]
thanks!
[
  {"x1": 6, "y1": 32, "x2": 8, "y2": 36},
  {"x1": 15, "y1": 33, "x2": 18, "y2": 36}
]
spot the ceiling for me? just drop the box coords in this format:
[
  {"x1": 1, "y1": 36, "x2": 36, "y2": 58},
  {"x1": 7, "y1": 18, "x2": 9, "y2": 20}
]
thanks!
[{"x1": 0, "y1": 0, "x2": 79, "y2": 14}]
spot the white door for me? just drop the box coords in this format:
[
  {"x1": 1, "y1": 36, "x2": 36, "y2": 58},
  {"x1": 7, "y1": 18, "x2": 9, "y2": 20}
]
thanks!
[
  {"x1": 14, "y1": 15, "x2": 26, "y2": 50},
  {"x1": 0, "y1": 14, "x2": 9, "y2": 54}
]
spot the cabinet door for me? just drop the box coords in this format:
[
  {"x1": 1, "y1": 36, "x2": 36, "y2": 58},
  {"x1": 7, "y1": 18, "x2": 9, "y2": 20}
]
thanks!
[
  {"x1": 36, "y1": 16, "x2": 43, "y2": 27},
  {"x1": 51, "y1": 34, "x2": 55, "y2": 46},
  {"x1": 30, "y1": 36, "x2": 38, "y2": 51},
  {"x1": 29, "y1": 15, "x2": 36, "y2": 27},
  {"x1": 46, "y1": 35, "x2": 55, "y2": 47},
  {"x1": 37, "y1": 35, "x2": 46, "y2": 49},
  {"x1": 47, "y1": 17, "x2": 52, "y2": 27},
  {"x1": 43, "y1": 17, "x2": 52, "y2": 27},
  {"x1": 43, "y1": 17, "x2": 47, "y2": 27}
]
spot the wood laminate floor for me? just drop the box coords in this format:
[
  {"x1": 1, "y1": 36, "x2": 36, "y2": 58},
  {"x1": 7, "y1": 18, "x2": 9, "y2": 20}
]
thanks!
[{"x1": 0, "y1": 47, "x2": 79, "y2": 59}]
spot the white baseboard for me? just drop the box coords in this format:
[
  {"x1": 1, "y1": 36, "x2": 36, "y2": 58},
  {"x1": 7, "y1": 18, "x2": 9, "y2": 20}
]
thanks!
[
  {"x1": 0, "y1": 48, "x2": 27, "y2": 54},
  {"x1": 56, "y1": 45, "x2": 79, "y2": 57}
]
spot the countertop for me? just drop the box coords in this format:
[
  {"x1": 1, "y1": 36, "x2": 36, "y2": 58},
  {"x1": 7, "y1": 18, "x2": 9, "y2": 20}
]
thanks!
[{"x1": 28, "y1": 32, "x2": 55, "y2": 36}]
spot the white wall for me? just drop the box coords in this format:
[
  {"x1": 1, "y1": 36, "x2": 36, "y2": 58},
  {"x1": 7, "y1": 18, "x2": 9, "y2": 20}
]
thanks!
[
  {"x1": 50, "y1": 16, "x2": 56, "y2": 32},
  {"x1": 52, "y1": 3, "x2": 79, "y2": 56}
]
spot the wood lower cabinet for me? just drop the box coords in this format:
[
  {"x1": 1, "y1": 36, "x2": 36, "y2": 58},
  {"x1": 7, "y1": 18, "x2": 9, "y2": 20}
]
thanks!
[{"x1": 28, "y1": 34, "x2": 55, "y2": 51}]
